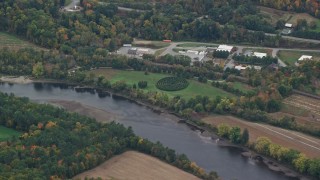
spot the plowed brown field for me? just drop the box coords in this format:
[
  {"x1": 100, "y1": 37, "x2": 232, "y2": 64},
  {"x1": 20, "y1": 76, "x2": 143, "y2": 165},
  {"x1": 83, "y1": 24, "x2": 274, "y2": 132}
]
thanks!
[
  {"x1": 73, "y1": 151, "x2": 200, "y2": 180},
  {"x1": 203, "y1": 115, "x2": 320, "y2": 158}
]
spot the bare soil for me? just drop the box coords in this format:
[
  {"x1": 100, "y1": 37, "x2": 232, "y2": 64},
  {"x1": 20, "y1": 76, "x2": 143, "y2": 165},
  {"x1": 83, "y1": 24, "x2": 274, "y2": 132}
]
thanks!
[
  {"x1": 270, "y1": 111, "x2": 320, "y2": 130},
  {"x1": 0, "y1": 76, "x2": 33, "y2": 84},
  {"x1": 48, "y1": 100, "x2": 120, "y2": 123},
  {"x1": 73, "y1": 151, "x2": 200, "y2": 180},
  {"x1": 203, "y1": 115, "x2": 320, "y2": 158},
  {"x1": 258, "y1": 6, "x2": 293, "y2": 25}
]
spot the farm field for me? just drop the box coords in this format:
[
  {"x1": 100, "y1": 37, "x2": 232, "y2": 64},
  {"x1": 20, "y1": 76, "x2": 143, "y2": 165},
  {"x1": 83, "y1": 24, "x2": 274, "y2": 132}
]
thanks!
[
  {"x1": 283, "y1": 94, "x2": 320, "y2": 117},
  {"x1": 90, "y1": 69, "x2": 234, "y2": 99},
  {"x1": 202, "y1": 115, "x2": 320, "y2": 158},
  {"x1": 0, "y1": 126, "x2": 21, "y2": 141},
  {"x1": 0, "y1": 32, "x2": 44, "y2": 50},
  {"x1": 277, "y1": 50, "x2": 320, "y2": 66},
  {"x1": 258, "y1": 6, "x2": 292, "y2": 26},
  {"x1": 73, "y1": 151, "x2": 200, "y2": 180}
]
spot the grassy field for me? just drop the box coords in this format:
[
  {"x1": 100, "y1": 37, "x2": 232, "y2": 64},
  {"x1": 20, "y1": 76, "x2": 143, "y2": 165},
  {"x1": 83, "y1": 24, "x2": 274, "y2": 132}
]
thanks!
[
  {"x1": 74, "y1": 151, "x2": 200, "y2": 180},
  {"x1": 65, "y1": 0, "x2": 72, "y2": 6},
  {"x1": 90, "y1": 69, "x2": 234, "y2": 99},
  {"x1": 287, "y1": 13, "x2": 320, "y2": 32},
  {"x1": 0, "y1": 126, "x2": 21, "y2": 141},
  {"x1": 231, "y1": 82, "x2": 254, "y2": 93},
  {"x1": 259, "y1": 6, "x2": 292, "y2": 26},
  {"x1": 278, "y1": 50, "x2": 320, "y2": 66},
  {"x1": 0, "y1": 32, "x2": 45, "y2": 50},
  {"x1": 154, "y1": 48, "x2": 166, "y2": 56},
  {"x1": 259, "y1": 6, "x2": 320, "y2": 32}
]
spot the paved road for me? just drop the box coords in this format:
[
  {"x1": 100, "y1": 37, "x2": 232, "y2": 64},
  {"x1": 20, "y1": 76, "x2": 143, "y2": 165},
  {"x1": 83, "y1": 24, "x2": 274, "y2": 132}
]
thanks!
[
  {"x1": 98, "y1": 2, "x2": 149, "y2": 13},
  {"x1": 265, "y1": 32, "x2": 320, "y2": 44},
  {"x1": 159, "y1": 43, "x2": 179, "y2": 56},
  {"x1": 117, "y1": 6, "x2": 148, "y2": 12}
]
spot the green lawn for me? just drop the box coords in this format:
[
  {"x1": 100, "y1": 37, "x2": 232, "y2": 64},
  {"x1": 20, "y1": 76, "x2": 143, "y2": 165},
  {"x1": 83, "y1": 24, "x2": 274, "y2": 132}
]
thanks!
[
  {"x1": 0, "y1": 126, "x2": 21, "y2": 141},
  {"x1": 278, "y1": 50, "x2": 320, "y2": 66},
  {"x1": 65, "y1": 0, "x2": 72, "y2": 6},
  {"x1": 232, "y1": 82, "x2": 254, "y2": 93},
  {"x1": 91, "y1": 69, "x2": 234, "y2": 99},
  {"x1": 0, "y1": 32, "x2": 45, "y2": 50},
  {"x1": 310, "y1": 19, "x2": 320, "y2": 32}
]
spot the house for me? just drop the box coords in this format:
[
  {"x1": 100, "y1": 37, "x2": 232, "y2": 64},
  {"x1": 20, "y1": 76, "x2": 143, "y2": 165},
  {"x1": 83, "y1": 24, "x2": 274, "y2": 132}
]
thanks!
[
  {"x1": 235, "y1": 65, "x2": 247, "y2": 71},
  {"x1": 128, "y1": 48, "x2": 137, "y2": 55},
  {"x1": 282, "y1": 23, "x2": 293, "y2": 35},
  {"x1": 285, "y1": 23, "x2": 293, "y2": 28},
  {"x1": 123, "y1": 44, "x2": 132, "y2": 47},
  {"x1": 217, "y1": 45, "x2": 234, "y2": 52},
  {"x1": 253, "y1": 52, "x2": 267, "y2": 58},
  {"x1": 235, "y1": 65, "x2": 261, "y2": 71},
  {"x1": 298, "y1": 55, "x2": 313, "y2": 61},
  {"x1": 250, "y1": 65, "x2": 262, "y2": 71}
]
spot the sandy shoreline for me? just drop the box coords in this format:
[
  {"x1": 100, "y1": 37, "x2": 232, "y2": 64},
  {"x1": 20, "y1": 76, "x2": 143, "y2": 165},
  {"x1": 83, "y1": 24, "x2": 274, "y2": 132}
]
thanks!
[
  {"x1": 47, "y1": 100, "x2": 120, "y2": 123},
  {"x1": 0, "y1": 76, "x2": 33, "y2": 84}
]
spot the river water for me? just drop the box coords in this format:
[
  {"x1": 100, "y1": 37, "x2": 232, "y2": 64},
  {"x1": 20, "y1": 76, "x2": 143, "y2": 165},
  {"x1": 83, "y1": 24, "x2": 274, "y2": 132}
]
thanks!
[{"x1": 0, "y1": 82, "x2": 296, "y2": 180}]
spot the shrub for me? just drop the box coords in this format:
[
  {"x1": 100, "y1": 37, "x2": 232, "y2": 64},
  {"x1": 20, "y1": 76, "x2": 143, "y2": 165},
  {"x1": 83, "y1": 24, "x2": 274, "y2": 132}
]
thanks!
[
  {"x1": 156, "y1": 77, "x2": 189, "y2": 91},
  {"x1": 138, "y1": 81, "x2": 148, "y2": 89}
]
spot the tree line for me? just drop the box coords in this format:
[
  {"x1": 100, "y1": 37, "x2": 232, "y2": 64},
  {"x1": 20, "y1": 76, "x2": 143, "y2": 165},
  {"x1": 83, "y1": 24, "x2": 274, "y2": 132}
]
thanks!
[
  {"x1": 0, "y1": 92, "x2": 218, "y2": 179},
  {"x1": 1, "y1": 0, "x2": 319, "y2": 59}
]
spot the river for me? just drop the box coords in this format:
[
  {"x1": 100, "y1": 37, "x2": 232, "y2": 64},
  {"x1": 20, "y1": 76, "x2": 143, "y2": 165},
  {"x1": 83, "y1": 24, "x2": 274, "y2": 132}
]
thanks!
[{"x1": 0, "y1": 82, "x2": 296, "y2": 180}]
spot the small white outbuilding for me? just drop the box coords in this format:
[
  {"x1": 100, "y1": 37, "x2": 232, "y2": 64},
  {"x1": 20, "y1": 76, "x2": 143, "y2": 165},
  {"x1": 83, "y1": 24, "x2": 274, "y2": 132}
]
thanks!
[
  {"x1": 298, "y1": 55, "x2": 313, "y2": 61},
  {"x1": 253, "y1": 52, "x2": 267, "y2": 58}
]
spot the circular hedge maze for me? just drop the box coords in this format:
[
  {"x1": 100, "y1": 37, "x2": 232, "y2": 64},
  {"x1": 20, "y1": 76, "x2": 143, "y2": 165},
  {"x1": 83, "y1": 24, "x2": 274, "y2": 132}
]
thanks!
[{"x1": 156, "y1": 77, "x2": 189, "y2": 91}]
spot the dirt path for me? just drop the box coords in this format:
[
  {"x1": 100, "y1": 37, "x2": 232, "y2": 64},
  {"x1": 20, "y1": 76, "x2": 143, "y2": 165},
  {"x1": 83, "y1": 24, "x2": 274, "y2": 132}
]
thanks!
[
  {"x1": 73, "y1": 151, "x2": 200, "y2": 180},
  {"x1": 48, "y1": 100, "x2": 120, "y2": 123},
  {"x1": 203, "y1": 115, "x2": 320, "y2": 158}
]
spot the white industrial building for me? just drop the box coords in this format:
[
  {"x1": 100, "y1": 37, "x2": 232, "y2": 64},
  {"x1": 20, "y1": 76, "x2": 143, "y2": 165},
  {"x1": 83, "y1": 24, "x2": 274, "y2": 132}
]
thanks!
[
  {"x1": 253, "y1": 52, "x2": 267, "y2": 58},
  {"x1": 216, "y1": 45, "x2": 234, "y2": 52}
]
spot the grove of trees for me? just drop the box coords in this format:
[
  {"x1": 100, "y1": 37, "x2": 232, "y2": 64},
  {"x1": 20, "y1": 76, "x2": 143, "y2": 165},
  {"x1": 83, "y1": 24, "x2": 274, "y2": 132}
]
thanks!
[{"x1": 0, "y1": 92, "x2": 218, "y2": 179}]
